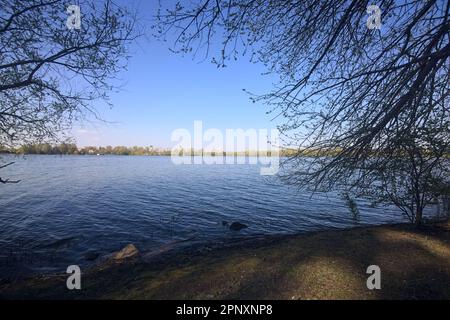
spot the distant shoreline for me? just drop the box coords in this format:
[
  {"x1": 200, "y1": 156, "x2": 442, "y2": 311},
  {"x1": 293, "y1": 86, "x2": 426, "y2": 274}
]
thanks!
[
  {"x1": 1, "y1": 152, "x2": 281, "y2": 157},
  {"x1": 0, "y1": 143, "x2": 321, "y2": 157}
]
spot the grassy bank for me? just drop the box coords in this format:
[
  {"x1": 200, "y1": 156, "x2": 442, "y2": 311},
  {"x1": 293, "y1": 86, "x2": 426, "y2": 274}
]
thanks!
[{"x1": 1, "y1": 222, "x2": 449, "y2": 300}]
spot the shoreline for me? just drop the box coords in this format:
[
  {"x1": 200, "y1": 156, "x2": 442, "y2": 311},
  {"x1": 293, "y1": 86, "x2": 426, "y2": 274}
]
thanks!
[
  {"x1": 1, "y1": 221, "x2": 449, "y2": 299},
  {"x1": 0, "y1": 221, "x2": 406, "y2": 280}
]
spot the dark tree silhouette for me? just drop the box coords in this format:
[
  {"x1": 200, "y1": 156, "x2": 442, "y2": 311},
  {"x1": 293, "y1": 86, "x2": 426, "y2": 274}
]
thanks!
[
  {"x1": 0, "y1": 0, "x2": 140, "y2": 182},
  {"x1": 156, "y1": 0, "x2": 450, "y2": 224}
]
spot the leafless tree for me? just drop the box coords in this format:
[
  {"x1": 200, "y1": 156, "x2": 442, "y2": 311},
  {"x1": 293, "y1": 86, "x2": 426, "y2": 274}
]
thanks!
[
  {"x1": 156, "y1": 0, "x2": 449, "y2": 225},
  {"x1": 353, "y1": 108, "x2": 449, "y2": 225},
  {"x1": 0, "y1": 0, "x2": 140, "y2": 183}
]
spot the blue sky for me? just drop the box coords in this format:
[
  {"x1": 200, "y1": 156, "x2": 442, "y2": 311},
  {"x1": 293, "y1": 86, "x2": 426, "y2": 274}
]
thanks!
[{"x1": 73, "y1": 1, "x2": 279, "y2": 148}]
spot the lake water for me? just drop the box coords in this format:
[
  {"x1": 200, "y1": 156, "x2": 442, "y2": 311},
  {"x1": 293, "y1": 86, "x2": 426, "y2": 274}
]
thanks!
[{"x1": 0, "y1": 155, "x2": 408, "y2": 278}]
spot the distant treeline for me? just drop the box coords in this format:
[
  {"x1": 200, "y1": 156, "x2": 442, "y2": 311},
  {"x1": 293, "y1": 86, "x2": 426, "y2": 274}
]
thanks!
[
  {"x1": 7, "y1": 144, "x2": 424, "y2": 157},
  {"x1": 0, "y1": 143, "x2": 171, "y2": 156},
  {"x1": 0, "y1": 143, "x2": 303, "y2": 156}
]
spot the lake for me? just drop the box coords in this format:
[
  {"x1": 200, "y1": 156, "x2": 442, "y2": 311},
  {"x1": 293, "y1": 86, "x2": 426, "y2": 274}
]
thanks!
[{"x1": 0, "y1": 155, "x2": 408, "y2": 278}]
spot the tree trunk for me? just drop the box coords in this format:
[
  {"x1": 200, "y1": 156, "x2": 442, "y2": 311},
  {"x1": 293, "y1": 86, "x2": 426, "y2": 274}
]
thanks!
[{"x1": 415, "y1": 207, "x2": 423, "y2": 227}]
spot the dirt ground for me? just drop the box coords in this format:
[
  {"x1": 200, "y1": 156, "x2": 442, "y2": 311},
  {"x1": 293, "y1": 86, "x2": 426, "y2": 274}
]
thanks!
[{"x1": 1, "y1": 222, "x2": 449, "y2": 300}]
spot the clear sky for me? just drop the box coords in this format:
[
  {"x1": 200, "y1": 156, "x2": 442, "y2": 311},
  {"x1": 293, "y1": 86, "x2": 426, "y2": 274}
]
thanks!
[{"x1": 73, "y1": 1, "x2": 279, "y2": 148}]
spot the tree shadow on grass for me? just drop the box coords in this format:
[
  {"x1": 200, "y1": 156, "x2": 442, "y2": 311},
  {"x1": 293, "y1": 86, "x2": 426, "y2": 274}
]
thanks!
[
  {"x1": 220, "y1": 224, "x2": 450, "y2": 299},
  {"x1": 0, "y1": 223, "x2": 449, "y2": 299}
]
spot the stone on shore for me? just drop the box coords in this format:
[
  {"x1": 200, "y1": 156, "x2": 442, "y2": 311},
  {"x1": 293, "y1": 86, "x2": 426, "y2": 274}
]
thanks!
[
  {"x1": 229, "y1": 222, "x2": 248, "y2": 231},
  {"x1": 84, "y1": 251, "x2": 100, "y2": 261},
  {"x1": 113, "y1": 244, "x2": 139, "y2": 261}
]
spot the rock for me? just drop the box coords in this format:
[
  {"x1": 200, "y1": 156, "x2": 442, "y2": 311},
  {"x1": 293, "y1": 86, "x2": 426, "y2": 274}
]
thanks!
[
  {"x1": 84, "y1": 251, "x2": 100, "y2": 261},
  {"x1": 229, "y1": 222, "x2": 248, "y2": 231},
  {"x1": 113, "y1": 244, "x2": 139, "y2": 260}
]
